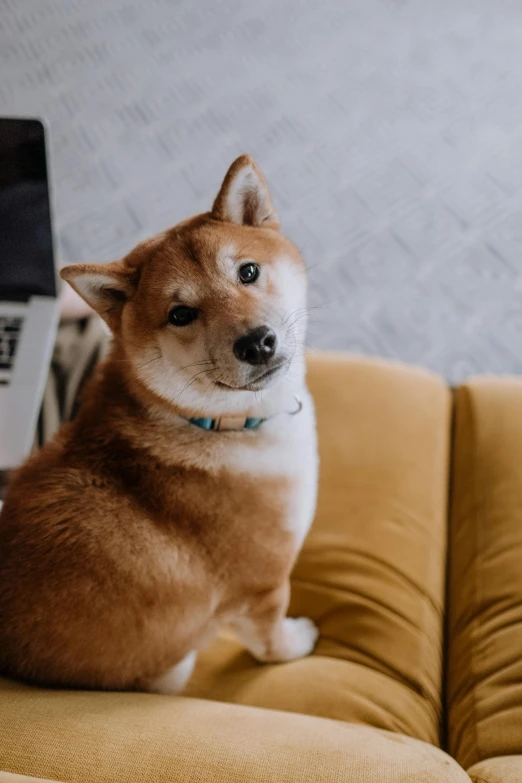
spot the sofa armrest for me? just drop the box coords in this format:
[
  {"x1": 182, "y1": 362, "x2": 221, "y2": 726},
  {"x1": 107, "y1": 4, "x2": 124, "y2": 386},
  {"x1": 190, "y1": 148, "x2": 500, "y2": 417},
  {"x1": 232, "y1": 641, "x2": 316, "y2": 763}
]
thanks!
[{"x1": 0, "y1": 679, "x2": 469, "y2": 782}]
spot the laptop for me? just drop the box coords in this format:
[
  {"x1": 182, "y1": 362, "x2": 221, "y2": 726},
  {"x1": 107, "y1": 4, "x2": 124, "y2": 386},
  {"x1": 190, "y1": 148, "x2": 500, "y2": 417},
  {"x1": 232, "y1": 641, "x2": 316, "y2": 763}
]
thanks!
[{"x1": 0, "y1": 117, "x2": 59, "y2": 471}]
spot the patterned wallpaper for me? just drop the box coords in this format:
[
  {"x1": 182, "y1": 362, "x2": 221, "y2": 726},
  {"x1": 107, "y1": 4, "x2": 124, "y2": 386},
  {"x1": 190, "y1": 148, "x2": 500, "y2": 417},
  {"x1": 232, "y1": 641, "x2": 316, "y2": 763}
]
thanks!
[{"x1": 1, "y1": 0, "x2": 522, "y2": 382}]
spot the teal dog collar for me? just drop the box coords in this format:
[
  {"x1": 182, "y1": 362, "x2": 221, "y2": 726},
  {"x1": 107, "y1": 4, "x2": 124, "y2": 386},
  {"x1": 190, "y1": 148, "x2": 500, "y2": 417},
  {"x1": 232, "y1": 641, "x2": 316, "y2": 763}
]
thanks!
[
  {"x1": 189, "y1": 416, "x2": 265, "y2": 432},
  {"x1": 188, "y1": 396, "x2": 302, "y2": 433}
]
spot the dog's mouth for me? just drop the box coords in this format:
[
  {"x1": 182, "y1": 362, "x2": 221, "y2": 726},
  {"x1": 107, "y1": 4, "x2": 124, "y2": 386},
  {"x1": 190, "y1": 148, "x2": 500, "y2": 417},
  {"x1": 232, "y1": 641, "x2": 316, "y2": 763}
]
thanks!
[{"x1": 215, "y1": 360, "x2": 287, "y2": 392}]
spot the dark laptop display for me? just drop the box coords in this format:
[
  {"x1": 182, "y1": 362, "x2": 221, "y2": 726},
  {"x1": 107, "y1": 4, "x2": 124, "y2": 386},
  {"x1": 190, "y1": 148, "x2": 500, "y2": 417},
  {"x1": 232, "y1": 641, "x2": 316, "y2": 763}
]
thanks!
[{"x1": 0, "y1": 118, "x2": 56, "y2": 300}]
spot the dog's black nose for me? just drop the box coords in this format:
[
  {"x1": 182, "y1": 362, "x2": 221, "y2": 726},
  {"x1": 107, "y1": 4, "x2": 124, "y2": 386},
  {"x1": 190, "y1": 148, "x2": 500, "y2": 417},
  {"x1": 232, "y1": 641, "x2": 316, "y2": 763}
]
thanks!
[{"x1": 233, "y1": 326, "x2": 277, "y2": 365}]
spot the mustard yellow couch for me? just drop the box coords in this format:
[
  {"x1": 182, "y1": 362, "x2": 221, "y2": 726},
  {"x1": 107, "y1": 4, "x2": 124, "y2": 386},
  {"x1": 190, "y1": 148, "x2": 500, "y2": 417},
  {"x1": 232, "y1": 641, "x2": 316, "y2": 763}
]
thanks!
[{"x1": 1, "y1": 353, "x2": 521, "y2": 783}]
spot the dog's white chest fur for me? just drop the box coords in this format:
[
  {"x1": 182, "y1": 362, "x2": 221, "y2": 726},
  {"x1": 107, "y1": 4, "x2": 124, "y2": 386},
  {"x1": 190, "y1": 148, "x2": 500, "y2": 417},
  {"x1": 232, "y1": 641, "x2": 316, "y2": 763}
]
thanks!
[{"x1": 220, "y1": 387, "x2": 318, "y2": 547}]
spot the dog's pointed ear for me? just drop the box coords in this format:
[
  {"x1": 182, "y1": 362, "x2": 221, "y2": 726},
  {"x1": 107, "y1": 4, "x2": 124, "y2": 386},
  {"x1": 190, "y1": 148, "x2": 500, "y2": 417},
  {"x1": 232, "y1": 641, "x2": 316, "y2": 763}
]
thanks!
[
  {"x1": 60, "y1": 261, "x2": 139, "y2": 332},
  {"x1": 211, "y1": 154, "x2": 279, "y2": 230}
]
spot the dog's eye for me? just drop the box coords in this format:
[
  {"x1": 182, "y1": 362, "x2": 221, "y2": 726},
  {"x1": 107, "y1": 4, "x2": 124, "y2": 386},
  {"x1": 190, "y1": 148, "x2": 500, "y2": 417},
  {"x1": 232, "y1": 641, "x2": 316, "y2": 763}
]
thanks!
[
  {"x1": 238, "y1": 262, "x2": 260, "y2": 285},
  {"x1": 168, "y1": 306, "x2": 198, "y2": 327}
]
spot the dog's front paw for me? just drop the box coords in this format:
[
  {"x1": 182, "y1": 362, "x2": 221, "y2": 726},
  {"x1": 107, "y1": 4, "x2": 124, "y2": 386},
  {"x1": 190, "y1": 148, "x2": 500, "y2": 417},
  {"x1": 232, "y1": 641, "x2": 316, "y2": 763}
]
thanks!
[{"x1": 274, "y1": 616, "x2": 319, "y2": 662}]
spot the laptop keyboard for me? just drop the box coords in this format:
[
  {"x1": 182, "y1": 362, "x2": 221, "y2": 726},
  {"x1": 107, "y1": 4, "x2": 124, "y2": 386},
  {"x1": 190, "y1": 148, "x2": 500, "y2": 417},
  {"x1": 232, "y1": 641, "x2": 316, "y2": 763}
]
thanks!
[{"x1": 0, "y1": 316, "x2": 23, "y2": 378}]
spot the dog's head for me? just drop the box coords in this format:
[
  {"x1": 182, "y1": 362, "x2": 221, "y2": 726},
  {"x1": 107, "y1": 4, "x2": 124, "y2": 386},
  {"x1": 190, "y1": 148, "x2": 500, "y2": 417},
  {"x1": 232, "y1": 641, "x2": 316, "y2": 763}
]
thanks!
[{"x1": 61, "y1": 155, "x2": 308, "y2": 415}]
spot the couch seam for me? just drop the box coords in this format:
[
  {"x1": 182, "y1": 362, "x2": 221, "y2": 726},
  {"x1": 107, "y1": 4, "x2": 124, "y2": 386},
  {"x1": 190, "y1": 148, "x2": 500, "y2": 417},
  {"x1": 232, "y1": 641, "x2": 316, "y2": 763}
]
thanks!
[
  {"x1": 449, "y1": 386, "x2": 481, "y2": 768},
  {"x1": 468, "y1": 385, "x2": 482, "y2": 769},
  {"x1": 425, "y1": 384, "x2": 452, "y2": 750},
  {"x1": 442, "y1": 386, "x2": 457, "y2": 753}
]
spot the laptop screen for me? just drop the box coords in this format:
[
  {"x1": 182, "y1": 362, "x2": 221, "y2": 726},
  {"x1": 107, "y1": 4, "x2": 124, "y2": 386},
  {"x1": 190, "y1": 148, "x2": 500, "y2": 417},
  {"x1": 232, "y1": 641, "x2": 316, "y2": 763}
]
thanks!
[{"x1": 0, "y1": 118, "x2": 56, "y2": 300}]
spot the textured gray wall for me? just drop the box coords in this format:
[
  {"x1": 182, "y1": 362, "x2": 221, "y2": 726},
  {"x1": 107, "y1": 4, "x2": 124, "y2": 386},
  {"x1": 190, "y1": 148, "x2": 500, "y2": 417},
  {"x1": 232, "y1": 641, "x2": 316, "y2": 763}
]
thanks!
[{"x1": 1, "y1": 0, "x2": 522, "y2": 382}]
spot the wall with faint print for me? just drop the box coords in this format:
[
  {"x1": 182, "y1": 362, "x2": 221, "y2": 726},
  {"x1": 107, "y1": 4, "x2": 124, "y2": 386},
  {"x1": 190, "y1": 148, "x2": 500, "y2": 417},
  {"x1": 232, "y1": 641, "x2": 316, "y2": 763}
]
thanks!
[{"x1": 2, "y1": 0, "x2": 522, "y2": 382}]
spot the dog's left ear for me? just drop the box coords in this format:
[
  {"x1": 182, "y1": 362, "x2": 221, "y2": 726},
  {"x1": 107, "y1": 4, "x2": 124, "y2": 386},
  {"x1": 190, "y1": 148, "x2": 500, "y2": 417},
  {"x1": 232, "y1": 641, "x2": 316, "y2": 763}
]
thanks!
[
  {"x1": 211, "y1": 154, "x2": 279, "y2": 230},
  {"x1": 60, "y1": 261, "x2": 139, "y2": 333}
]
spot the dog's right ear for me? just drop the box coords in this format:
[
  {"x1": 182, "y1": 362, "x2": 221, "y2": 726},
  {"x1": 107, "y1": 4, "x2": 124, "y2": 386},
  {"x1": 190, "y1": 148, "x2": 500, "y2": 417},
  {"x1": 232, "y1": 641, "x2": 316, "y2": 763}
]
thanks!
[
  {"x1": 211, "y1": 154, "x2": 279, "y2": 230},
  {"x1": 60, "y1": 261, "x2": 139, "y2": 332}
]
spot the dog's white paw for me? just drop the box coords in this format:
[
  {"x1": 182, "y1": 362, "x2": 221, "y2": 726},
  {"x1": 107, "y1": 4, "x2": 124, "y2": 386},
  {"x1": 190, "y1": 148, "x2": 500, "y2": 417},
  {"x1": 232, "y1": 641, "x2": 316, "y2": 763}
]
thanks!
[{"x1": 276, "y1": 617, "x2": 319, "y2": 662}]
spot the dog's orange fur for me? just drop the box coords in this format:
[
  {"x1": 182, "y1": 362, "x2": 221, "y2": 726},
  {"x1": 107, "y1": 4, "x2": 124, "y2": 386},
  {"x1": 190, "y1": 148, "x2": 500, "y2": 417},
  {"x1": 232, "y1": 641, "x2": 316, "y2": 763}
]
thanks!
[{"x1": 0, "y1": 156, "x2": 318, "y2": 692}]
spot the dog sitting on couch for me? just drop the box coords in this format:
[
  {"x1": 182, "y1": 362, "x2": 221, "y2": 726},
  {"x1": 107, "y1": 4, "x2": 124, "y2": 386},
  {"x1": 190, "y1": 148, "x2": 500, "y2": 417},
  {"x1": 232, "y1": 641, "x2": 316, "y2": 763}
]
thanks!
[{"x1": 0, "y1": 155, "x2": 319, "y2": 693}]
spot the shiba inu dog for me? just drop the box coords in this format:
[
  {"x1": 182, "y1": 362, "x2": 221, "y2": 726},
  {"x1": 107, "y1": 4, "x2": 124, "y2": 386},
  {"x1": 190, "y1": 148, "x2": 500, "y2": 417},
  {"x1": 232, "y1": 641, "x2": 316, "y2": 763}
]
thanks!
[{"x1": 0, "y1": 155, "x2": 319, "y2": 693}]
